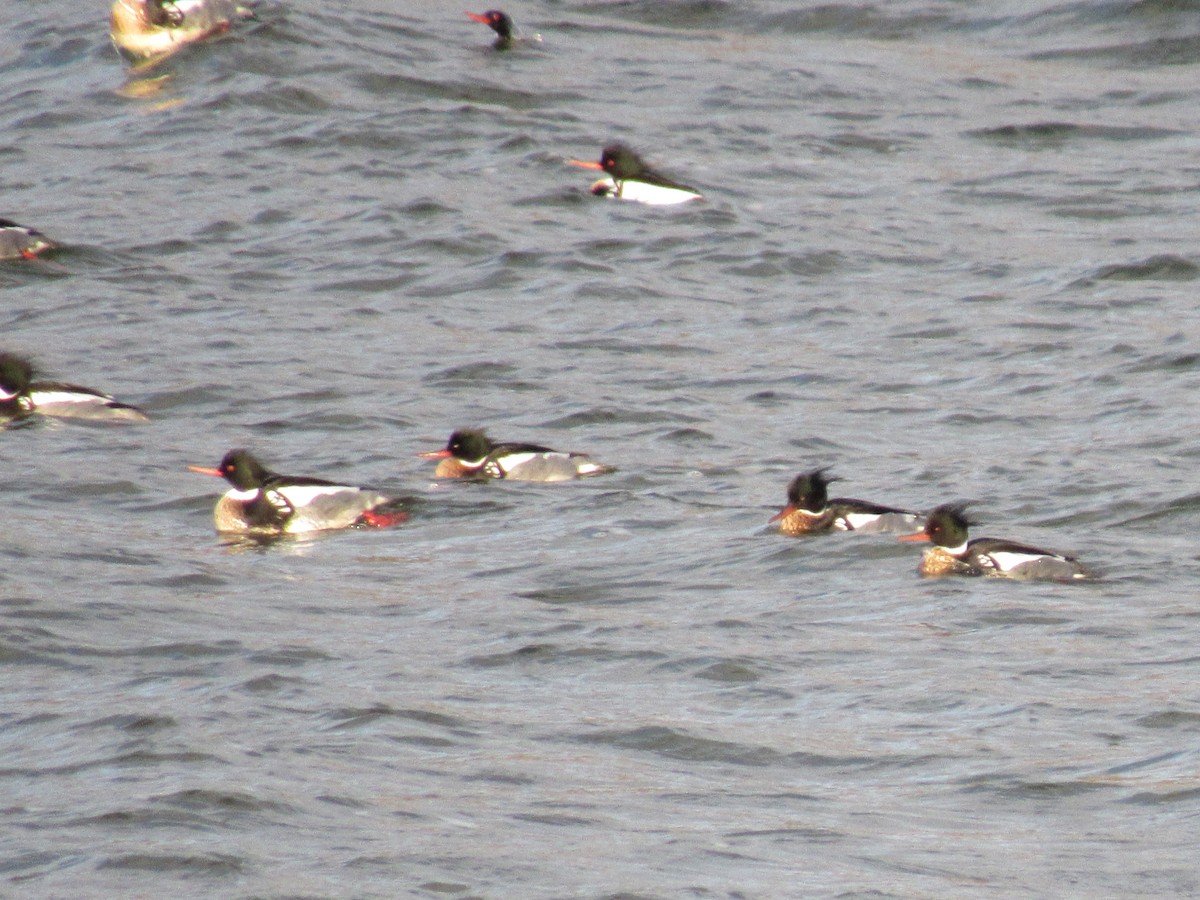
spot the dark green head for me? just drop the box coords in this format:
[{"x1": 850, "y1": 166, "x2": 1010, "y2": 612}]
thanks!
[
  {"x1": 216, "y1": 449, "x2": 274, "y2": 491},
  {"x1": 785, "y1": 467, "x2": 839, "y2": 513},
  {"x1": 922, "y1": 503, "x2": 974, "y2": 548},
  {"x1": 598, "y1": 144, "x2": 652, "y2": 181},
  {"x1": 0, "y1": 352, "x2": 34, "y2": 399},
  {"x1": 467, "y1": 9, "x2": 514, "y2": 40},
  {"x1": 446, "y1": 429, "x2": 495, "y2": 462}
]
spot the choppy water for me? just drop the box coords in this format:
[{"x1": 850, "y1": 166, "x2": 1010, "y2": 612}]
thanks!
[{"x1": 4, "y1": 1, "x2": 1200, "y2": 896}]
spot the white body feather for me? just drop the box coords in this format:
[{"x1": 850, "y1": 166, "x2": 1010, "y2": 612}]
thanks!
[{"x1": 592, "y1": 177, "x2": 702, "y2": 206}]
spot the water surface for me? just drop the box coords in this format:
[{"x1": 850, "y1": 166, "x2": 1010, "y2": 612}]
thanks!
[{"x1": 3, "y1": 1, "x2": 1200, "y2": 896}]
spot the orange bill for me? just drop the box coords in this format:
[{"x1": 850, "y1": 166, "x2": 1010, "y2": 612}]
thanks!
[{"x1": 768, "y1": 505, "x2": 795, "y2": 524}]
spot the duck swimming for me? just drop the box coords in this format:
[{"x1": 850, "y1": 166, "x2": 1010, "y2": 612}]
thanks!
[
  {"x1": 0, "y1": 219, "x2": 57, "y2": 261},
  {"x1": 188, "y1": 449, "x2": 406, "y2": 535},
  {"x1": 568, "y1": 144, "x2": 703, "y2": 206},
  {"x1": 111, "y1": 0, "x2": 250, "y2": 63},
  {"x1": 467, "y1": 10, "x2": 516, "y2": 50},
  {"x1": 898, "y1": 503, "x2": 1090, "y2": 581},
  {"x1": 0, "y1": 353, "x2": 148, "y2": 423},
  {"x1": 419, "y1": 429, "x2": 615, "y2": 482},
  {"x1": 771, "y1": 468, "x2": 924, "y2": 535}
]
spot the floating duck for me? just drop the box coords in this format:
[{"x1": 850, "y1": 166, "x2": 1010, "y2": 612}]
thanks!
[
  {"x1": 771, "y1": 468, "x2": 924, "y2": 535},
  {"x1": 419, "y1": 429, "x2": 615, "y2": 481},
  {"x1": 0, "y1": 219, "x2": 57, "y2": 261},
  {"x1": 111, "y1": 0, "x2": 251, "y2": 63},
  {"x1": 0, "y1": 353, "x2": 148, "y2": 423},
  {"x1": 188, "y1": 449, "x2": 406, "y2": 534},
  {"x1": 899, "y1": 503, "x2": 1090, "y2": 581},
  {"x1": 568, "y1": 144, "x2": 703, "y2": 205}
]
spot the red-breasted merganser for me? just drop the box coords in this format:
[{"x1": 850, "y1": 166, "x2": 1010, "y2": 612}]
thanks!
[
  {"x1": 899, "y1": 503, "x2": 1090, "y2": 581},
  {"x1": 467, "y1": 10, "x2": 517, "y2": 50},
  {"x1": 568, "y1": 144, "x2": 703, "y2": 206},
  {"x1": 188, "y1": 449, "x2": 406, "y2": 535},
  {"x1": 0, "y1": 353, "x2": 148, "y2": 423},
  {"x1": 419, "y1": 429, "x2": 615, "y2": 482},
  {"x1": 0, "y1": 219, "x2": 57, "y2": 260},
  {"x1": 770, "y1": 468, "x2": 924, "y2": 535},
  {"x1": 110, "y1": 0, "x2": 251, "y2": 63}
]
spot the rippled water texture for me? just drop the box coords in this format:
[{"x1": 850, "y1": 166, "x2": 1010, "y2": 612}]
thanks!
[{"x1": 4, "y1": 1, "x2": 1200, "y2": 896}]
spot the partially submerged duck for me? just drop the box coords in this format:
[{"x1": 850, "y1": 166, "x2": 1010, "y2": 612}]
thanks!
[
  {"x1": 568, "y1": 144, "x2": 703, "y2": 205},
  {"x1": 419, "y1": 429, "x2": 615, "y2": 482},
  {"x1": 0, "y1": 352, "x2": 148, "y2": 423},
  {"x1": 0, "y1": 219, "x2": 58, "y2": 261},
  {"x1": 771, "y1": 468, "x2": 924, "y2": 535},
  {"x1": 898, "y1": 503, "x2": 1090, "y2": 581},
  {"x1": 467, "y1": 9, "x2": 516, "y2": 50},
  {"x1": 188, "y1": 449, "x2": 406, "y2": 535},
  {"x1": 111, "y1": 0, "x2": 250, "y2": 63}
]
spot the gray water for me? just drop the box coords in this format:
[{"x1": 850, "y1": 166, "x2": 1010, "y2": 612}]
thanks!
[{"x1": 4, "y1": 1, "x2": 1200, "y2": 896}]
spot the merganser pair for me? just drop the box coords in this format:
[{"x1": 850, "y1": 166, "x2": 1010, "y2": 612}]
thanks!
[
  {"x1": 0, "y1": 353, "x2": 148, "y2": 423},
  {"x1": 899, "y1": 504, "x2": 1090, "y2": 581},
  {"x1": 189, "y1": 449, "x2": 407, "y2": 535},
  {"x1": 419, "y1": 429, "x2": 615, "y2": 481},
  {"x1": 0, "y1": 219, "x2": 57, "y2": 261},
  {"x1": 188, "y1": 430, "x2": 609, "y2": 536},
  {"x1": 569, "y1": 145, "x2": 704, "y2": 206},
  {"x1": 771, "y1": 468, "x2": 923, "y2": 535},
  {"x1": 771, "y1": 469, "x2": 1090, "y2": 581},
  {"x1": 110, "y1": 0, "x2": 251, "y2": 63}
]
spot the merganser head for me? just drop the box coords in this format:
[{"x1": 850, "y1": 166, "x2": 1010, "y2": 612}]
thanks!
[
  {"x1": 597, "y1": 144, "x2": 650, "y2": 180},
  {"x1": 189, "y1": 449, "x2": 272, "y2": 490},
  {"x1": 466, "y1": 10, "x2": 514, "y2": 40},
  {"x1": 419, "y1": 429, "x2": 494, "y2": 464},
  {"x1": 0, "y1": 352, "x2": 35, "y2": 399},
  {"x1": 899, "y1": 503, "x2": 974, "y2": 549},
  {"x1": 569, "y1": 144, "x2": 645, "y2": 178},
  {"x1": 769, "y1": 467, "x2": 838, "y2": 522},
  {"x1": 569, "y1": 144, "x2": 649, "y2": 181},
  {"x1": 789, "y1": 468, "x2": 838, "y2": 513}
]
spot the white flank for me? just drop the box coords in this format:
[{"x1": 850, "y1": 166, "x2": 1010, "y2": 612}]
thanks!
[
  {"x1": 28, "y1": 389, "x2": 147, "y2": 421},
  {"x1": 0, "y1": 386, "x2": 19, "y2": 400},
  {"x1": 496, "y1": 453, "x2": 542, "y2": 474},
  {"x1": 276, "y1": 484, "x2": 359, "y2": 507},
  {"x1": 988, "y1": 550, "x2": 1057, "y2": 573},
  {"x1": 29, "y1": 390, "x2": 109, "y2": 406},
  {"x1": 843, "y1": 512, "x2": 879, "y2": 531},
  {"x1": 616, "y1": 179, "x2": 702, "y2": 206}
]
